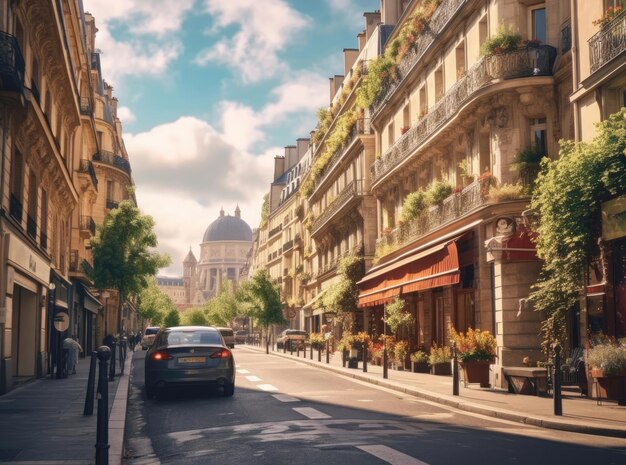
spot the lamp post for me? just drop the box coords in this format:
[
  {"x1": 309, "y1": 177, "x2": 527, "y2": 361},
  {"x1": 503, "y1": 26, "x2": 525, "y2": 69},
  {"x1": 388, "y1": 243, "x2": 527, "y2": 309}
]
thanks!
[{"x1": 383, "y1": 303, "x2": 388, "y2": 379}]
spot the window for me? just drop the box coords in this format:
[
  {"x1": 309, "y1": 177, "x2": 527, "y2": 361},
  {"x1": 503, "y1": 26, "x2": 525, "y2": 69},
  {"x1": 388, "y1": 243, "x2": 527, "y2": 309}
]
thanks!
[
  {"x1": 227, "y1": 268, "x2": 236, "y2": 281},
  {"x1": 530, "y1": 5, "x2": 546, "y2": 44},
  {"x1": 10, "y1": 149, "x2": 24, "y2": 221},
  {"x1": 530, "y1": 118, "x2": 547, "y2": 155},
  {"x1": 387, "y1": 121, "x2": 394, "y2": 147},
  {"x1": 455, "y1": 41, "x2": 466, "y2": 79},
  {"x1": 434, "y1": 66, "x2": 444, "y2": 102},
  {"x1": 41, "y1": 189, "x2": 48, "y2": 249},
  {"x1": 27, "y1": 171, "x2": 37, "y2": 238},
  {"x1": 419, "y1": 85, "x2": 427, "y2": 117}
]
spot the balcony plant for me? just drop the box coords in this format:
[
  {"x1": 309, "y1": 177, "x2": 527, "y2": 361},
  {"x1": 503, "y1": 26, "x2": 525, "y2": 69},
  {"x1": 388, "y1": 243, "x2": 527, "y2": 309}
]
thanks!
[
  {"x1": 450, "y1": 327, "x2": 497, "y2": 387},
  {"x1": 428, "y1": 343, "x2": 452, "y2": 375},
  {"x1": 487, "y1": 182, "x2": 526, "y2": 202},
  {"x1": 401, "y1": 190, "x2": 427, "y2": 223},
  {"x1": 410, "y1": 350, "x2": 430, "y2": 373},
  {"x1": 458, "y1": 159, "x2": 474, "y2": 186},
  {"x1": 587, "y1": 339, "x2": 626, "y2": 404},
  {"x1": 425, "y1": 179, "x2": 453, "y2": 207},
  {"x1": 593, "y1": 5, "x2": 623, "y2": 28},
  {"x1": 309, "y1": 332, "x2": 325, "y2": 351},
  {"x1": 480, "y1": 26, "x2": 522, "y2": 56}
]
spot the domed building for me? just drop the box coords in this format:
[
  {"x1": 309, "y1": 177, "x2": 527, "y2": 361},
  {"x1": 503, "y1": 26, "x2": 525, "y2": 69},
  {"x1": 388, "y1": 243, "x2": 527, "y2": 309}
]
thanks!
[{"x1": 157, "y1": 207, "x2": 253, "y2": 309}]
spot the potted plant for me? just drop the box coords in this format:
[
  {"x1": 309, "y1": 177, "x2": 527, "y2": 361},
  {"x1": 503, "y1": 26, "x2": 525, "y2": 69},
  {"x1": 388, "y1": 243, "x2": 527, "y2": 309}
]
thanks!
[
  {"x1": 587, "y1": 340, "x2": 626, "y2": 404},
  {"x1": 410, "y1": 350, "x2": 429, "y2": 373},
  {"x1": 394, "y1": 340, "x2": 409, "y2": 370},
  {"x1": 309, "y1": 332, "x2": 325, "y2": 351},
  {"x1": 458, "y1": 159, "x2": 473, "y2": 187},
  {"x1": 450, "y1": 327, "x2": 497, "y2": 388},
  {"x1": 428, "y1": 344, "x2": 452, "y2": 375}
]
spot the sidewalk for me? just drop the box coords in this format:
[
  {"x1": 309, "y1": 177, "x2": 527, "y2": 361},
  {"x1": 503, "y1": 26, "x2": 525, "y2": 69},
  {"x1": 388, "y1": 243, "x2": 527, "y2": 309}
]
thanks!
[
  {"x1": 250, "y1": 344, "x2": 626, "y2": 439},
  {"x1": 0, "y1": 349, "x2": 133, "y2": 464}
]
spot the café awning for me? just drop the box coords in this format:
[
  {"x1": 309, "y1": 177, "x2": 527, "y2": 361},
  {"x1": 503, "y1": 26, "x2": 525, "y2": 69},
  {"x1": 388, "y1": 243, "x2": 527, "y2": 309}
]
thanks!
[{"x1": 357, "y1": 238, "x2": 461, "y2": 308}]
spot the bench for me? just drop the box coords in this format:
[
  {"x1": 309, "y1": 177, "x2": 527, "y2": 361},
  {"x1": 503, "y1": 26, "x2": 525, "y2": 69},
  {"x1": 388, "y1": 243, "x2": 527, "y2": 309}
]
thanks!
[{"x1": 503, "y1": 367, "x2": 548, "y2": 396}]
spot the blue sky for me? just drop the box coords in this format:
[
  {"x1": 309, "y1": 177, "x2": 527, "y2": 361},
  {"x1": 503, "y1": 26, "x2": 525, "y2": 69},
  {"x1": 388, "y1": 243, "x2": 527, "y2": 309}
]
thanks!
[{"x1": 82, "y1": 0, "x2": 380, "y2": 276}]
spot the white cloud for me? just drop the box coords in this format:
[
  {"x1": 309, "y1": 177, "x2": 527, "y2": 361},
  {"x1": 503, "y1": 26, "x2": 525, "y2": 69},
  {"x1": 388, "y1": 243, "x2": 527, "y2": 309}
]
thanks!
[
  {"x1": 117, "y1": 106, "x2": 136, "y2": 123},
  {"x1": 195, "y1": 0, "x2": 310, "y2": 82}
]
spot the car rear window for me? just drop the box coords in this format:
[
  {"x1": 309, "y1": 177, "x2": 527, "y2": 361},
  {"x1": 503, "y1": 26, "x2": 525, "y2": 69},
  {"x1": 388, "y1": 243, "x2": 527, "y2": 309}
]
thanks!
[
  {"x1": 164, "y1": 329, "x2": 221, "y2": 345},
  {"x1": 145, "y1": 327, "x2": 159, "y2": 335}
]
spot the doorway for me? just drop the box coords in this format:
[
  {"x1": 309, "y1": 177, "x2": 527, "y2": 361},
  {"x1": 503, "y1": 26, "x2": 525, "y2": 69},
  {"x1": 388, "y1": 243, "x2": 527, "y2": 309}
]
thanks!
[{"x1": 11, "y1": 284, "x2": 38, "y2": 379}]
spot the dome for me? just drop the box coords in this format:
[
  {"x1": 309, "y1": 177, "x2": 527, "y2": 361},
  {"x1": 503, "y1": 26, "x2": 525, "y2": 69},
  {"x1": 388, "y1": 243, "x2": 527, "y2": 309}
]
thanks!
[{"x1": 202, "y1": 208, "x2": 252, "y2": 242}]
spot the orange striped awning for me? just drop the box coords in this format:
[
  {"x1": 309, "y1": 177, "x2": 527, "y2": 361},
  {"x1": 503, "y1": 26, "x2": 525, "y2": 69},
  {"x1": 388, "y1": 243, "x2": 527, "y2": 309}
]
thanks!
[{"x1": 357, "y1": 239, "x2": 460, "y2": 308}]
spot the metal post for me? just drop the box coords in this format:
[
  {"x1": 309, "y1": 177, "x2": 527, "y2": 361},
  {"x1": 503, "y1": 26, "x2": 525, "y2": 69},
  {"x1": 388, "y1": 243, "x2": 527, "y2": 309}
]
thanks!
[
  {"x1": 290, "y1": 341, "x2": 294, "y2": 355},
  {"x1": 310, "y1": 343, "x2": 313, "y2": 360},
  {"x1": 283, "y1": 340, "x2": 286, "y2": 353},
  {"x1": 83, "y1": 351, "x2": 98, "y2": 415},
  {"x1": 383, "y1": 345, "x2": 388, "y2": 379},
  {"x1": 95, "y1": 346, "x2": 111, "y2": 465},
  {"x1": 363, "y1": 345, "x2": 368, "y2": 373},
  {"x1": 452, "y1": 341, "x2": 459, "y2": 396},
  {"x1": 118, "y1": 340, "x2": 125, "y2": 375},
  {"x1": 109, "y1": 342, "x2": 116, "y2": 381},
  {"x1": 554, "y1": 345, "x2": 562, "y2": 416},
  {"x1": 325, "y1": 340, "x2": 329, "y2": 364}
]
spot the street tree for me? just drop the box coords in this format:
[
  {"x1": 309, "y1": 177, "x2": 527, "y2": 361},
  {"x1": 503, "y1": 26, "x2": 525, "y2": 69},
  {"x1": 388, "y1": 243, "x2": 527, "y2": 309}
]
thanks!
[
  {"x1": 138, "y1": 277, "x2": 174, "y2": 326},
  {"x1": 181, "y1": 308, "x2": 209, "y2": 326},
  {"x1": 89, "y1": 200, "x2": 170, "y2": 334},
  {"x1": 204, "y1": 278, "x2": 246, "y2": 326},
  {"x1": 163, "y1": 309, "x2": 181, "y2": 328}
]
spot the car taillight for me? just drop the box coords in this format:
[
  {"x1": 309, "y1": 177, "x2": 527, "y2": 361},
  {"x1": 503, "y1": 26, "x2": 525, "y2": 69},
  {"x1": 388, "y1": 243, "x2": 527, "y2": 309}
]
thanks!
[
  {"x1": 150, "y1": 351, "x2": 174, "y2": 361},
  {"x1": 210, "y1": 349, "x2": 231, "y2": 359}
]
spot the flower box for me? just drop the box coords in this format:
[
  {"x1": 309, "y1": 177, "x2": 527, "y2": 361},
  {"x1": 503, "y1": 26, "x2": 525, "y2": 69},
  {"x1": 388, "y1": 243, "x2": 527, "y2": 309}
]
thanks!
[
  {"x1": 431, "y1": 362, "x2": 452, "y2": 376},
  {"x1": 460, "y1": 360, "x2": 492, "y2": 388},
  {"x1": 411, "y1": 361, "x2": 430, "y2": 373}
]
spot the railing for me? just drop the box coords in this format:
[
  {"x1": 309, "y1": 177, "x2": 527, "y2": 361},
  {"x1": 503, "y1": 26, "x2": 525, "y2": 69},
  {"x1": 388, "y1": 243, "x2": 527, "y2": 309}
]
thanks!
[
  {"x1": 69, "y1": 250, "x2": 93, "y2": 275},
  {"x1": 283, "y1": 239, "x2": 294, "y2": 251},
  {"x1": 78, "y1": 159, "x2": 98, "y2": 188},
  {"x1": 314, "y1": 118, "x2": 372, "y2": 193},
  {"x1": 589, "y1": 9, "x2": 626, "y2": 73},
  {"x1": 106, "y1": 198, "x2": 119, "y2": 210},
  {"x1": 371, "y1": 0, "x2": 468, "y2": 117},
  {"x1": 92, "y1": 150, "x2": 132, "y2": 176},
  {"x1": 27, "y1": 214, "x2": 37, "y2": 239},
  {"x1": 311, "y1": 180, "x2": 366, "y2": 234},
  {"x1": 376, "y1": 180, "x2": 487, "y2": 251},
  {"x1": 269, "y1": 224, "x2": 282, "y2": 238},
  {"x1": 561, "y1": 21, "x2": 571, "y2": 54},
  {"x1": 10, "y1": 193, "x2": 22, "y2": 223},
  {"x1": 372, "y1": 46, "x2": 556, "y2": 184},
  {"x1": 315, "y1": 244, "x2": 364, "y2": 279},
  {"x1": 80, "y1": 215, "x2": 96, "y2": 236},
  {"x1": 0, "y1": 31, "x2": 25, "y2": 93},
  {"x1": 80, "y1": 97, "x2": 92, "y2": 116}
]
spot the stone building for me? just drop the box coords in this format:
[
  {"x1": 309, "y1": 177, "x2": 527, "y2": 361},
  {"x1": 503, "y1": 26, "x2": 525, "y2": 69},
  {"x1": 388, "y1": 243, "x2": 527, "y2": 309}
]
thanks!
[{"x1": 158, "y1": 208, "x2": 253, "y2": 309}]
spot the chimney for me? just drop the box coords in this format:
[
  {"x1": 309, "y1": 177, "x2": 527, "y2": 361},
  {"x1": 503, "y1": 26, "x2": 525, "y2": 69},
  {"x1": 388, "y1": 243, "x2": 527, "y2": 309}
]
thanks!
[
  {"x1": 357, "y1": 31, "x2": 366, "y2": 52},
  {"x1": 343, "y1": 49, "x2": 359, "y2": 77},
  {"x1": 364, "y1": 11, "x2": 381, "y2": 41},
  {"x1": 381, "y1": 0, "x2": 401, "y2": 25},
  {"x1": 274, "y1": 155, "x2": 285, "y2": 181},
  {"x1": 329, "y1": 75, "x2": 345, "y2": 102}
]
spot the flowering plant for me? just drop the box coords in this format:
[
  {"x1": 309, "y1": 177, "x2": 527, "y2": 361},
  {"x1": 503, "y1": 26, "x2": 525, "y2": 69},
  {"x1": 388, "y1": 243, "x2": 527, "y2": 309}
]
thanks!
[
  {"x1": 593, "y1": 5, "x2": 623, "y2": 27},
  {"x1": 309, "y1": 332, "x2": 325, "y2": 349},
  {"x1": 410, "y1": 350, "x2": 429, "y2": 363},
  {"x1": 449, "y1": 327, "x2": 497, "y2": 362},
  {"x1": 394, "y1": 340, "x2": 409, "y2": 363},
  {"x1": 587, "y1": 339, "x2": 626, "y2": 376},
  {"x1": 353, "y1": 331, "x2": 371, "y2": 345},
  {"x1": 428, "y1": 344, "x2": 451, "y2": 364}
]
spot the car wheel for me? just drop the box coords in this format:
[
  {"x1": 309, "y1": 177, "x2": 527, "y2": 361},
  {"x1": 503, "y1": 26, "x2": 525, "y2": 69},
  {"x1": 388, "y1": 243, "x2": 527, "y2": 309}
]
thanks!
[
  {"x1": 223, "y1": 382, "x2": 235, "y2": 397},
  {"x1": 145, "y1": 384, "x2": 156, "y2": 400}
]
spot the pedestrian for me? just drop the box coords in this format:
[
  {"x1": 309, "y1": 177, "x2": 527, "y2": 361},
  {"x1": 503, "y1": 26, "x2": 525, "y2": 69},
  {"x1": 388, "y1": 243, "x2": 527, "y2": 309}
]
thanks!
[
  {"x1": 63, "y1": 335, "x2": 83, "y2": 375},
  {"x1": 103, "y1": 333, "x2": 114, "y2": 349}
]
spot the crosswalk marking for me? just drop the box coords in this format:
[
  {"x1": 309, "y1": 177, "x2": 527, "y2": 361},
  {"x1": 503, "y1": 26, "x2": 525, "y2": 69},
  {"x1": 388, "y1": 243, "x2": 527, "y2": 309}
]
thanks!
[
  {"x1": 237, "y1": 368, "x2": 250, "y2": 374},
  {"x1": 292, "y1": 407, "x2": 331, "y2": 419},
  {"x1": 357, "y1": 445, "x2": 430, "y2": 465},
  {"x1": 257, "y1": 384, "x2": 279, "y2": 391},
  {"x1": 245, "y1": 375, "x2": 261, "y2": 382},
  {"x1": 273, "y1": 394, "x2": 300, "y2": 402}
]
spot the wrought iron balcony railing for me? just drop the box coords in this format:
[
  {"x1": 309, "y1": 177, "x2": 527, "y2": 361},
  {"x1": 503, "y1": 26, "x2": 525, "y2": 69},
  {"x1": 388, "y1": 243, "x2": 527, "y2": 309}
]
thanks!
[
  {"x1": 0, "y1": 31, "x2": 25, "y2": 93},
  {"x1": 313, "y1": 118, "x2": 372, "y2": 195},
  {"x1": 80, "y1": 215, "x2": 96, "y2": 236},
  {"x1": 69, "y1": 250, "x2": 93, "y2": 276},
  {"x1": 27, "y1": 214, "x2": 37, "y2": 239},
  {"x1": 283, "y1": 239, "x2": 294, "y2": 252},
  {"x1": 10, "y1": 193, "x2": 23, "y2": 223},
  {"x1": 371, "y1": 0, "x2": 468, "y2": 117},
  {"x1": 311, "y1": 179, "x2": 366, "y2": 235},
  {"x1": 561, "y1": 21, "x2": 572, "y2": 54},
  {"x1": 106, "y1": 198, "x2": 119, "y2": 210},
  {"x1": 372, "y1": 46, "x2": 556, "y2": 184},
  {"x1": 589, "y1": 9, "x2": 626, "y2": 73},
  {"x1": 314, "y1": 244, "x2": 364, "y2": 280},
  {"x1": 269, "y1": 224, "x2": 282, "y2": 238},
  {"x1": 78, "y1": 159, "x2": 98, "y2": 188},
  {"x1": 92, "y1": 150, "x2": 132, "y2": 176}
]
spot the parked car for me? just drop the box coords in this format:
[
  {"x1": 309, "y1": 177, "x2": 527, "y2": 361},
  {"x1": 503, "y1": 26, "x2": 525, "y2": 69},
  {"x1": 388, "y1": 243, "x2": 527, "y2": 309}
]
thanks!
[
  {"x1": 141, "y1": 326, "x2": 160, "y2": 350},
  {"x1": 277, "y1": 329, "x2": 308, "y2": 349},
  {"x1": 234, "y1": 330, "x2": 248, "y2": 344},
  {"x1": 144, "y1": 326, "x2": 235, "y2": 399},
  {"x1": 216, "y1": 327, "x2": 235, "y2": 348}
]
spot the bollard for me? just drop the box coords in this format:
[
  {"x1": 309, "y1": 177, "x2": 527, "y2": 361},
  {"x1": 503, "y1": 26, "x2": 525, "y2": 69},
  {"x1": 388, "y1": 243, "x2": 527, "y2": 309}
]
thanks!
[
  {"x1": 383, "y1": 346, "x2": 388, "y2": 379},
  {"x1": 325, "y1": 340, "x2": 329, "y2": 364},
  {"x1": 310, "y1": 343, "x2": 313, "y2": 360},
  {"x1": 363, "y1": 346, "x2": 368, "y2": 373},
  {"x1": 452, "y1": 341, "x2": 459, "y2": 396},
  {"x1": 283, "y1": 341, "x2": 286, "y2": 353},
  {"x1": 290, "y1": 341, "x2": 294, "y2": 356},
  {"x1": 109, "y1": 342, "x2": 116, "y2": 381},
  {"x1": 553, "y1": 345, "x2": 562, "y2": 416},
  {"x1": 119, "y1": 340, "x2": 125, "y2": 376},
  {"x1": 297, "y1": 346, "x2": 300, "y2": 357},
  {"x1": 95, "y1": 346, "x2": 111, "y2": 465},
  {"x1": 83, "y1": 351, "x2": 98, "y2": 415}
]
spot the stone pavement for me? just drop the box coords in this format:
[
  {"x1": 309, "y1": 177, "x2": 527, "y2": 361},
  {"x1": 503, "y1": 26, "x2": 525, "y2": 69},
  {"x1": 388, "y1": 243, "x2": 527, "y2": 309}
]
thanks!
[
  {"x1": 249, "y1": 344, "x2": 626, "y2": 439},
  {"x1": 0, "y1": 348, "x2": 133, "y2": 465}
]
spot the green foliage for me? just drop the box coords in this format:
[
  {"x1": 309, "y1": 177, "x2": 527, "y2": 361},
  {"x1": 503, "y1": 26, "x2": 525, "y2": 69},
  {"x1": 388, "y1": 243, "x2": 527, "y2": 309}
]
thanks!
[
  {"x1": 425, "y1": 179, "x2": 453, "y2": 206},
  {"x1": 180, "y1": 308, "x2": 210, "y2": 326},
  {"x1": 587, "y1": 342, "x2": 626, "y2": 376},
  {"x1": 321, "y1": 254, "x2": 365, "y2": 314},
  {"x1": 487, "y1": 182, "x2": 526, "y2": 201},
  {"x1": 410, "y1": 350, "x2": 429, "y2": 363},
  {"x1": 138, "y1": 277, "x2": 174, "y2": 324},
  {"x1": 384, "y1": 297, "x2": 414, "y2": 335},
  {"x1": 401, "y1": 190, "x2": 427, "y2": 222},
  {"x1": 428, "y1": 343, "x2": 451, "y2": 364},
  {"x1": 163, "y1": 308, "x2": 181, "y2": 328},
  {"x1": 530, "y1": 109, "x2": 626, "y2": 353},
  {"x1": 356, "y1": 55, "x2": 397, "y2": 109},
  {"x1": 259, "y1": 193, "x2": 270, "y2": 228},
  {"x1": 239, "y1": 270, "x2": 285, "y2": 328},
  {"x1": 480, "y1": 25, "x2": 522, "y2": 56},
  {"x1": 458, "y1": 159, "x2": 473, "y2": 179},
  {"x1": 203, "y1": 279, "x2": 246, "y2": 326}
]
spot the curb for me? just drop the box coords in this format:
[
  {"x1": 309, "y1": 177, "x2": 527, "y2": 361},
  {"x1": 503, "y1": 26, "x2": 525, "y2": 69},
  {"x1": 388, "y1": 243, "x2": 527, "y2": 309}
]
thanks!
[
  {"x1": 109, "y1": 352, "x2": 134, "y2": 465},
  {"x1": 248, "y1": 346, "x2": 626, "y2": 439}
]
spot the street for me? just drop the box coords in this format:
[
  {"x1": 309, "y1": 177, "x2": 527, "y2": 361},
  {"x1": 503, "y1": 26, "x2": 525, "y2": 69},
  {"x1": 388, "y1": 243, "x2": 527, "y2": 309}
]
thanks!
[{"x1": 124, "y1": 348, "x2": 626, "y2": 465}]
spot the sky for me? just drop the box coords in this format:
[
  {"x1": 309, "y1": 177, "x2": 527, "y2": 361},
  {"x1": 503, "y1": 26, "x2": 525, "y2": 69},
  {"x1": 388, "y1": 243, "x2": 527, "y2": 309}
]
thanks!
[{"x1": 82, "y1": 0, "x2": 380, "y2": 277}]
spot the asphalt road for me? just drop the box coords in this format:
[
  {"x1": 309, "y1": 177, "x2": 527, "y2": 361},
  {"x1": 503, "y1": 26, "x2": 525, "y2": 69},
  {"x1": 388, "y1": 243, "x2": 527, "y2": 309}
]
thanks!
[{"x1": 124, "y1": 347, "x2": 626, "y2": 465}]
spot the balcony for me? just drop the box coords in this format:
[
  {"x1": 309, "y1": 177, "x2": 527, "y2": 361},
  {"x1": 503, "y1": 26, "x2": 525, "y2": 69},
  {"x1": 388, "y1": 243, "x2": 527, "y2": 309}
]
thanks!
[
  {"x1": 27, "y1": 214, "x2": 37, "y2": 239},
  {"x1": 372, "y1": 46, "x2": 556, "y2": 185},
  {"x1": 92, "y1": 150, "x2": 132, "y2": 176},
  {"x1": 283, "y1": 239, "x2": 294, "y2": 252},
  {"x1": 314, "y1": 244, "x2": 363, "y2": 280},
  {"x1": 69, "y1": 250, "x2": 93, "y2": 282},
  {"x1": 10, "y1": 193, "x2": 22, "y2": 223},
  {"x1": 589, "y1": 9, "x2": 626, "y2": 74},
  {"x1": 313, "y1": 118, "x2": 372, "y2": 195},
  {"x1": 79, "y1": 215, "x2": 96, "y2": 238},
  {"x1": 371, "y1": 0, "x2": 469, "y2": 118},
  {"x1": 106, "y1": 198, "x2": 119, "y2": 210},
  {"x1": 78, "y1": 159, "x2": 98, "y2": 189},
  {"x1": 269, "y1": 224, "x2": 282, "y2": 238},
  {"x1": 0, "y1": 31, "x2": 25, "y2": 93},
  {"x1": 311, "y1": 180, "x2": 367, "y2": 236}
]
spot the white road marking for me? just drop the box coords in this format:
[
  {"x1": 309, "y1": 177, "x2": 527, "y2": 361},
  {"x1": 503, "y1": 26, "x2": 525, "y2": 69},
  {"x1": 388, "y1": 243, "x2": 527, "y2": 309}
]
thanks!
[
  {"x1": 245, "y1": 375, "x2": 262, "y2": 382},
  {"x1": 292, "y1": 407, "x2": 331, "y2": 419},
  {"x1": 237, "y1": 368, "x2": 250, "y2": 374},
  {"x1": 357, "y1": 444, "x2": 431, "y2": 465},
  {"x1": 257, "y1": 384, "x2": 279, "y2": 391},
  {"x1": 273, "y1": 394, "x2": 300, "y2": 402},
  {"x1": 356, "y1": 399, "x2": 374, "y2": 402}
]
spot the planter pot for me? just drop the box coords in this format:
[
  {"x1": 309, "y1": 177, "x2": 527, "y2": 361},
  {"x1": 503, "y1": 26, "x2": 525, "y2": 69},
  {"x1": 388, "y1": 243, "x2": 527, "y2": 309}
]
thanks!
[
  {"x1": 396, "y1": 364, "x2": 405, "y2": 371},
  {"x1": 591, "y1": 368, "x2": 626, "y2": 405},
  {"x1": 460, "y1": 360, "x2": 492, "y2": 388},
  {"x1": 430, "y1": 362, "x2": 452, "y2": 376},
  {"x1": 411, "y1": 361, "x2": 430, "y2": 373}
]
